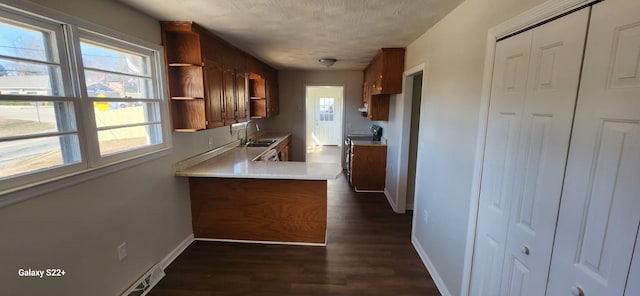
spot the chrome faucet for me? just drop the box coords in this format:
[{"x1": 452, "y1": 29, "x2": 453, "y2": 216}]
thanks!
[{"x1": 244, "y1": 120, "x2": 260, "y2": 146}]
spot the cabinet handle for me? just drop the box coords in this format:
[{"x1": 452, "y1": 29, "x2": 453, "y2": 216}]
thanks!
[
  {"x1": 571, "y1": 286, "x2": 584, "y2": 296},
  {"x1": 520, "y1": 245, "x2": 530, "y2": 255}
]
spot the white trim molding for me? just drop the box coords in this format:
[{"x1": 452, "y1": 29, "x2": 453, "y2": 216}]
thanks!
[
  {"x1": 412, "y1": 234, "x2": 452, "y2": 296},
  {"x1": 461, "y1": 1, "x2": 600, "y2": 295},
  {"x1": 384, "y1": 188, "x2": 401, "y2": 213},
  {"x1": 159, "y1": 234, "x2": 194, "y2": 270},
  {"x1": 393, "y1": 63, "x2": 426, "y2": 213},
  {"x1": 195, "y1": 238, "x2": 326, "y2": 247}
]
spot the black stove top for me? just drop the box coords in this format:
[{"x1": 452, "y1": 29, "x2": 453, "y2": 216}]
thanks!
[
  {"x1": 346, "y1": 134, "x2": 375, "y2": 141},
  {"x1": 346, "y1": 125, "x2": 382, "y2": 142}
]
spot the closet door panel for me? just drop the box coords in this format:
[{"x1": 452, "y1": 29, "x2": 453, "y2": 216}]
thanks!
[
  {"x1": 500, "y1": 9, "x2": 589, "y2": 296},
  {"x1": 470, "y1": 30, "x2": 532, "y2": 296},
  {"x1": 547, "y1": 0, "x2": 640, "y2": 295},
  {"x1": 626, "y1": 232, "x2": 640, "y2": 296}
]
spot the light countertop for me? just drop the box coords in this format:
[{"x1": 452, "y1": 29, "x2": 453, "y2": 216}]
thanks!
[
  {"x1": 351, "y1": 140, "x2": 387, "y2": 146},
  {"x1": 175, "y1": 132, "x2": 343, "y2": 180}
]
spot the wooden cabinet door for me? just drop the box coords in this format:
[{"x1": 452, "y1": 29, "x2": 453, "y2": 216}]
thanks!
[
  {"x1": 204, "y1": 58, "x2": 224, "y2": 128},
  {"x1": 235, "y1": 72, "x2": 247, "y2": 123},
  {"x1": 266, "y1": 78, "x2": 279, "y2": 117},
  {"x1": 350, "y1": 145, "x2": 387, "y2": 191},
  {"x1": 273, "y1": 137, "x2": 289, "y2": 161},
  {"x1": 223, "y1": 66, "x2": 236, "y2": 125}
]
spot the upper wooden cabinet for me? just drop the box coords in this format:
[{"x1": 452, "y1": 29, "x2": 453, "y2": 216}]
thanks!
[
  {"x1": 161, "y1": 21, "x2": 277, "y2": 131},
  {"x1": 365, "y1": 48, "x2": 405, "y2": 95},
  {"x1": 362, "y1": 48, "x2": 405, "y2": 121}
]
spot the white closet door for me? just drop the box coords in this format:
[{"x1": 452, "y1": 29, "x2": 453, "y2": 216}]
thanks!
[
  {"x1": 500, "y1": 9, "x2": 589, "y2": 296},
  {"x1": 626, "y1": 233, "x2": 640, "y2": 295},
  {"x1": 470, "y1": 9, "x2": 588, "y2": 295},
  {"x1": 470, "y1": 30, "x2": 532, "y2": 296},
  {"x1": 547, "y1": 0, "x2": 640, "y2": 295}
]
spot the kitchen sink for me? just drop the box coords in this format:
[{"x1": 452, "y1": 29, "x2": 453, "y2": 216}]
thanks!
[{"x1": 245, "y1": 139, "x2": 277, "y2": 147}]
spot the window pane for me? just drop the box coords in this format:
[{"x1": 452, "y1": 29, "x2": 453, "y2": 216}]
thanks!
[
  {"x1": 98, "y1": 123, "x2": 162, "y2": 156},
  {"x1": 0, "y1": 58, "x2": 64, "y2": 96},
  {"x1": 0, "y1": 134, "x2": 80, "y2": 179},
  {"x1": 0, "y1": 101, "x2": 76, "y2": 136},
  {"x1": 84, "y1": 70, "x2": 153, "y2": 99},
  {"x1": 0, "y1": 19, "x2": 57, "y2": 63},
  {"x1": 94, "y1": 101, "x2": 159, "y2": 128},
  {"x1": 318, "y1": 98, "x2": 334, "y2": 122},
  {"x1": 80, "y1": 41, "x2": 150, "y2": 76}
]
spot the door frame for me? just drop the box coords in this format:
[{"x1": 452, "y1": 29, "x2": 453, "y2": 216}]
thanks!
[
  {"x1": 461, "y1": 0, "x2": 599, "y2": 295},
  {"x1": 394, "y1": 64, "x2": 425, "y2": 213},
  {"x1": 303, "y1": 84, "x2": 345, "y2": 154}
]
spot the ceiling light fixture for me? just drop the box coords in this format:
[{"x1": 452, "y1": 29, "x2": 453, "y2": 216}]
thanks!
[{"x1": 319, "y1": 58, "x2": 337, "y2": 68}]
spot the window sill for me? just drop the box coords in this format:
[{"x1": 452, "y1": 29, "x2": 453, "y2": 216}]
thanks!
[{"x1": 0, "y1": 147, "x2": 172, "y2": 208}]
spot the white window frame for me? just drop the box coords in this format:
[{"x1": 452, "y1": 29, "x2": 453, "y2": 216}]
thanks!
[
  {"x1": 73, "y1": 28, "x2": 168, "y2": 166},
  {"x1": 0, "y1": 1, "x2": 171, "y2": 203}
]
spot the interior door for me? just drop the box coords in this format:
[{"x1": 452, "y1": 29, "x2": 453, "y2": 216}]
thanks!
[
  {"x1": 470, "y1": 29, "x2": 532, "y2": 296},
  {"x1": 470, "y1": 9, "x2": 589, "y2": 295},
  {"x1": 306, "y1": 86, "x2": 343, "y2": 147},
  {"x1": 547, "y1": 0, "x2": 640, "y2": 295},
  {"x1": 499, "y1": 9, "x2": 588, "y2": 296}
]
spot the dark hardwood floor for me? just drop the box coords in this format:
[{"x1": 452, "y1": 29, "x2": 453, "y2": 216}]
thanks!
[{"x1": 149, "y1": 174, "x2": 441, "y2": 295}]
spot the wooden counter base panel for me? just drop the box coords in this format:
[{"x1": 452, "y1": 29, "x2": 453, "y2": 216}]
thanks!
[{"x1": 189, "y1": 178, "x2": 327, "y2": 244}]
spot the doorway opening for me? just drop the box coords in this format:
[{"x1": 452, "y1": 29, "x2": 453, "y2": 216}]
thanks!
[
  {"x1": 305, "y1": 85, "x2": 344, "y2": 163},
  {"x1": 406, "y1": 73, "x2": 423, "y2": 210}
]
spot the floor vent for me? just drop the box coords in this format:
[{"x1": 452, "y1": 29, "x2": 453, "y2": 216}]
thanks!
[{"x1": 121, "y1": 264, "x2": 165, "y2": 296}]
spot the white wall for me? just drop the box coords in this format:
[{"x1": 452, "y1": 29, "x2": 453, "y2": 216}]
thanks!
[
  {"x1": 268, "y1": 71, "x2": 370, "y2": 161},
  {"x1": 371, "y1": 94, "x2": 402, "y2": 211},
  {"x1": 0, "y1": 0, "x2": 241, "y2": 294},
  {"x1": 398, "y1": 0, "x2": 547, "y2": 294}
]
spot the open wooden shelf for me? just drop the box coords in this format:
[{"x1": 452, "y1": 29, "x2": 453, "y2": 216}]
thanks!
[
  {"x1": 250, "y1": 99, "x2": 267, "y2": 118},
  {"x1": 169, "y1": 63, "x2": 202, "y2": 67},
  {"x1": 248, "y1": 73, "x2": 268, "y2": 118},
  {"x1": 171, "y1": 96, "x2": 203, "y2": 100},
  {"x1": 164, "y1": 30, "x2": 202, "y2": 65},
  {"x1": 168, "y1": 66, "x2": 205, "y2": 98},
  {"x1": 170, "y1": 99, "x2": 206, "y2": 131}
]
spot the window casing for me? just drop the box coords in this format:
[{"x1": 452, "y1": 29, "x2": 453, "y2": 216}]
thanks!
[{"x1": 0, "y1": 4, "x2": 169, "y2": 194}]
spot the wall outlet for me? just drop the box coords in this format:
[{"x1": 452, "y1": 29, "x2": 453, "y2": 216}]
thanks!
[
  {"x1": 423, "y1": 209, "x2": 429, "y2": 225},
  {"x1": 208, "y1": 137, "x2": 214, "y2": 148},
  {"x1": 117, "y1": 242, "x2": 127, "y2": 261}
]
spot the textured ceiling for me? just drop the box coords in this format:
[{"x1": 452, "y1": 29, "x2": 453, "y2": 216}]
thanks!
[{"x1": 119, "y1": 0, "x2": 463, "y2": 71}]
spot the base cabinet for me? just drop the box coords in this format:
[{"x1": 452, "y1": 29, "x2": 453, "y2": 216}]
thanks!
[
  {"x1": 273, "y1": 136, "x2": 291, "y2": 161},
  {"x1": 189, "y1": 178, "x2": 327, "y2": 244},
  {"x1": 349, "y1": 144, "x2": 386, "y2": 191}
]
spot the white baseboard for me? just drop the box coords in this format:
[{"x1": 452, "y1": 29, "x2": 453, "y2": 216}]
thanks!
[
  {"x1": 384, "y1": 188, "x2": 402, "y2": 213},
  {"x1": 411, "y1": 234, "x2": 452, "y2": 296},
  {"x1": 195, "y1": 238, "x2": 326, "y2": 247},
  {"x1": 159, "y1": 233, "x2": 194, "y2": 269}
]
